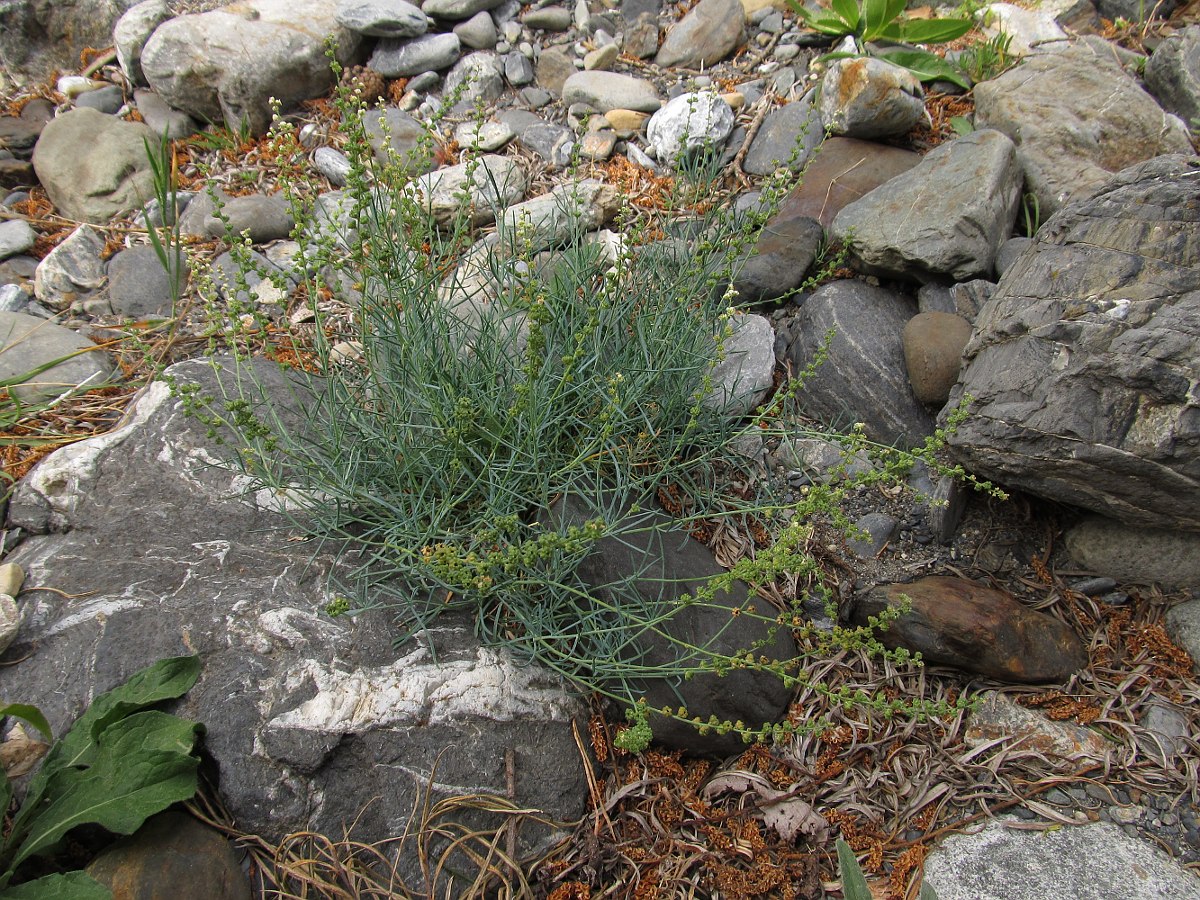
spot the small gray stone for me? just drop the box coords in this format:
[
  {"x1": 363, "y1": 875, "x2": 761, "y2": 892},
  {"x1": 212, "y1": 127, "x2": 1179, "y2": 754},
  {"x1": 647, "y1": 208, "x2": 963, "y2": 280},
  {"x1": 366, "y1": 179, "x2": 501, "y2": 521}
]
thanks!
[
  {"x1": 444, "y1": 51, "x2": 507, "y2": 112},
  {"x1": 370, "y1": 33, "x2": 462, "y2": 76},
  {"x1": 104, "y1": 245, "x2": 188, "y2": 319},
  {"x1": 655, "y1": 0, "x2": 743, "y2": 69},
  {"x1": 34, "y1": 225, "x2": 107, "y2": 311},
  {"x1": 523, "y1": 5, "x2": 573, "y2": 30},
  {"x1": 847, "y1": 513, "x2": 899, "y2": 558},
  {"x1": 0, "y1": 220, "x2": 36, "y2": 262},
  {"x1": 504, "y1": 51, "x2": 535, "y2": 85},
  {"x1": 422, "y1": 0, "x2": 504, "y2": 19},
  {"x1": 335, "y1": 0, "x2": 428, "y2": 38},
  {"x1": 74, "y1": 85, "x2": 125, "y2": 114},
  {"x1": 0, "y1": 310, "x2": 115, "y2": 403},
  {"x1": 453, "y1": 10, "x2": 498, "y2": 48},
  {"x1": 313, "y1": 147, "x2": 353, "y2": 186},
  {"x1": 133, "y1": 89, "x2": 201, "y2": 140}
]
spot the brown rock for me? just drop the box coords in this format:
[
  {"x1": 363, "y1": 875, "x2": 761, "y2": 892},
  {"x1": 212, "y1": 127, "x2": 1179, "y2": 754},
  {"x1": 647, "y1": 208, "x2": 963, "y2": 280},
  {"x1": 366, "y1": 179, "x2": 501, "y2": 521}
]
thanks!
[
  {"x1": 902, "y1": 311, "x2": 973, "y2": 406},
  {"x1": 773, "y1": 137, "x2": 920, "y2": 230},
  {"x1": 965, "y1": 691, "x2": 1109, "y2": 759},
  {"x1": 86, "y1": 811, "x2": 250, "y2": 900},
  {"x1": 852, "y1": 576, "x2": 1087, "y2": 683}
]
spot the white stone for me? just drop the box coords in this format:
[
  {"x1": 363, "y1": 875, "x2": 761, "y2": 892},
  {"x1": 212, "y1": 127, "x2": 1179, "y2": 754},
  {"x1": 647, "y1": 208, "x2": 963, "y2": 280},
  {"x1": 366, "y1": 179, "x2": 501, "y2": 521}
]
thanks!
[{"x1": 646, "y1": 91, "x2": 735, "y2": 162}]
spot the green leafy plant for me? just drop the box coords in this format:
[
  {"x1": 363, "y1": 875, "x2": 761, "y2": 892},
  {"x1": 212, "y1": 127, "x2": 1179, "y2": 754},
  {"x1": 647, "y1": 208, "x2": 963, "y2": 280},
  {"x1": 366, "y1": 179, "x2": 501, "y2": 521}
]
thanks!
[
  {"x1": 791, "y1": 0, "x2": 973, "y2": 88},
  {"x1": 188, "y1": 71, "x2": 988, "y2": 749},
  {"x1": 837, "y1": 838, "x2": 939, "y2": 900},
  {"x1": 0, "y1": 656, "x2": 204, "y2": 897}
]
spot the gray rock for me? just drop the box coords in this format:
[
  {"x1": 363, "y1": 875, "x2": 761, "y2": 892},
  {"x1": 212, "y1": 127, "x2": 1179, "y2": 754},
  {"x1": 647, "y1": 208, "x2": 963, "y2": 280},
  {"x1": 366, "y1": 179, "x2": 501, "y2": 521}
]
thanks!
[
  {"x1": 646, "y1": 91, "x2": 735, "y2": 163},
  {"x1": 974, "y1": 37, "x2": 1193, "y2": 215},
  {"x1": 0, "y1": 310, "x2": 115, "y2": 403},
  {"x1": 33, "y1": 225, "x2": 107, "y2": 311},
  {"x1": 923, "y1": 818, "x2": 1198, "y2": 900},
  {"x1": 103, "y1": 244, "x2": 187, "y2": 319},
  {"x1": 947, "y1": 155, "x2": 1200, "y2": 531},
  {"x1": 520, "y1": 123, "x2": 576, "y2": 167},
  {"x1": 114, "y1": 0, "x2": 172, "y2": 86},
  {"x1": 204, "y1": 194, "x2": 295, "y2": 244},
  {"x1": 1064, "y1": 517, "x2": 1200, "y2": 591},
  {"x1": 742, "y1": 98, "x2": 823, "y2": 176},
  {"x1": 504, "y1": 50, "x2": 535, "y2": 85},
  {"x1": 0, "y1": 220, "x2": 35, "y2": 261},
  {"x1": 994, "y1": 235, "x2": 1031, "y2": 276},
  {"x1": 704, "y1": 313, "x2": 775, "y2": 417},
  {"x1": 142, "y1": 0, "x2": 360, "y2": 135},
  {"x1": 498, "y1": 180, "x2": 620, "y2": 253},
  {"x1": 409, "y1": 154, "x2": 527, "y2": 227},
  {"x1": 453, "y1": 10, "x2": 498, "y2": 48},
  {"x1": 784, "y1": 280, "x2": 934, "y2": 449},
  {"x1": 453, "y1": 119, "x2": 515, "y2": 151},
  {"x1": 422, "y1": 0, "x2": 504, "y2": 19},
  {"x1": 335, "y1": 0, "x2": 428, "y2": 37},
  {"x1": 536, "y1": 47, "x2": 578, "y2": 94},
  {"x1": 74, "y1": 85, "x2": 125, "y2": 115},
  {"x1": 313, "y1": 146, "x2": 353, "y2": 185},
  {"x1": 655, "y1": 0, "x2": 744, "y2": 69},
  {"x1": 847, "y1": 512, "x2": 899, "y2": 558},
  {"x1": 31, "y1": 108, "x2": 156, "y2": 225},
  {"x1": 902, "y1": 311, "x2": 972, "y2": 407},
  {"x1": 1164, "y1": 600, "x2": 1200, "y2": 673},
  {"x1": 523, "y1": 4, "x2": 573, "y2": 30},
  {"x1": 444, "y1": 51, "x2": 506, "y2": 112},
  {"x1": 820, "y1": 57, "x2": 925, "y2": 140},
  {"x1": 133, "y1": 89, "x2": 200, "y2": 140},
  {"x1": 1144, "y1": 25, "x2": 1200, "y2": 126},
  {"x1": 768, "y1": 136, "x2": 920, "y2": 230},
  {"x1": 832, "y1": 130, "x2": 1021, "y2": 281},
  {"x1": 731, "y1": 211, "x2": 823, "y2": 303},
  {"x1": 0, "y1": 0, "x2": 142, "y2": 73},
  {"x1": 370, "y1": 32, "x2": 462, "y2": 76},
  {"x1": 2, "y1": 357, "x2": 587, "y2": 881},
  {"x1": 562, "y1": 71, "x2": 662, "y2": 112},
  {"x1": 363, "y1": 107, "x2": 436, "y2": 172},
  {"x1": 547, "y1": 494, "x2": 798, "y2": 757}
]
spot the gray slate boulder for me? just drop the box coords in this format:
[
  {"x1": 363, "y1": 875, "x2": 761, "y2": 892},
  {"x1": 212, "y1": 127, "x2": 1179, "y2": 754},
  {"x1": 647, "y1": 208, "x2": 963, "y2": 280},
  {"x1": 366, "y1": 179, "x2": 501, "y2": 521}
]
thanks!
[
  {"x1": 141, "y1": 0, "x2": 360, "y2": 134},
  {"x1": 948, "y1": 155, "x2": 1200, "y2": 532},
  {"x1": 2, "y1": 357, "x2": 588, "y2": 879},
  {"x1": 1144, "y1": 25, "x2": 1200, "y2": 127},
  {"x1": 655, "y1": 0, "x2": 744, "y2": 69},
  {"x1": 832, "y1": 130, "x2": 1022, "y2": 282},
  {"x1": 31, "y1": 108, "x2": 156, "y2": 225},
  {"x1": 974, "y1": 38, "x2": 1193, "y2": 215},
  {"x1": 784, "y1": 280, "x2": 934, "y2": 449},
  {"x1": 924, "y1": 818, "x2": 1199, "y2": 900},
  {"x1": 0, "y1": 310, "x2": 114, "y2": 403},
  {"x1": 549, "y1": 495, "x2": 799, "y2": 757}
]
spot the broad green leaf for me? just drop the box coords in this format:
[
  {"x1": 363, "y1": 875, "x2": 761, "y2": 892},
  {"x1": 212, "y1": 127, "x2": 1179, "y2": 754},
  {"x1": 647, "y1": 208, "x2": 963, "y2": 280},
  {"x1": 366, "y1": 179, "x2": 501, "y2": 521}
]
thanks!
[
  {"x1": 836, "y1": 838, "x2": 873, "y2": 900},
  {"x1": 10, "y1": 711, "x2": 200, "y2": 869},
  {"x1": 0, "y1": 706, "x2": 52, "y2": 743},
  {"x1": 1, "y1": 870, "x2": 113, "y2": 899},
  {"x1": 879, "y1": 48, "x2": 971, "y2": 88},
  {"x1": 949, "y1": 115, "x2": 975, "y2": 135},
  {"x1": 830, "y1": 0, "x2": 861, "y2": 32},
  {"x1": 896, "y1": 17, "x2": 974, "y2": 43}
]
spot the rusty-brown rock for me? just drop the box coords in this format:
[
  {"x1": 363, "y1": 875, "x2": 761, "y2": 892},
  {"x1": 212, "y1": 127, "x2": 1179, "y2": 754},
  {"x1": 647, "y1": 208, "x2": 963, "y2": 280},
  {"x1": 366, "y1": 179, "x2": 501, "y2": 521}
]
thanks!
[{"x1": 851, "y1": 576, "x2": 1087, "y2": 683}]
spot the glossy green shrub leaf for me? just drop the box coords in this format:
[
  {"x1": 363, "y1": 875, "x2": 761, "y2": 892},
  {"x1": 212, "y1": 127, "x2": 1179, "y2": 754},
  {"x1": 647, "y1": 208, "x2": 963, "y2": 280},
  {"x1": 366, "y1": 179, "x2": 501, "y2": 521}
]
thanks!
[{"x1": 0, "y1": 871, "x2": 112, "y2": 899}]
